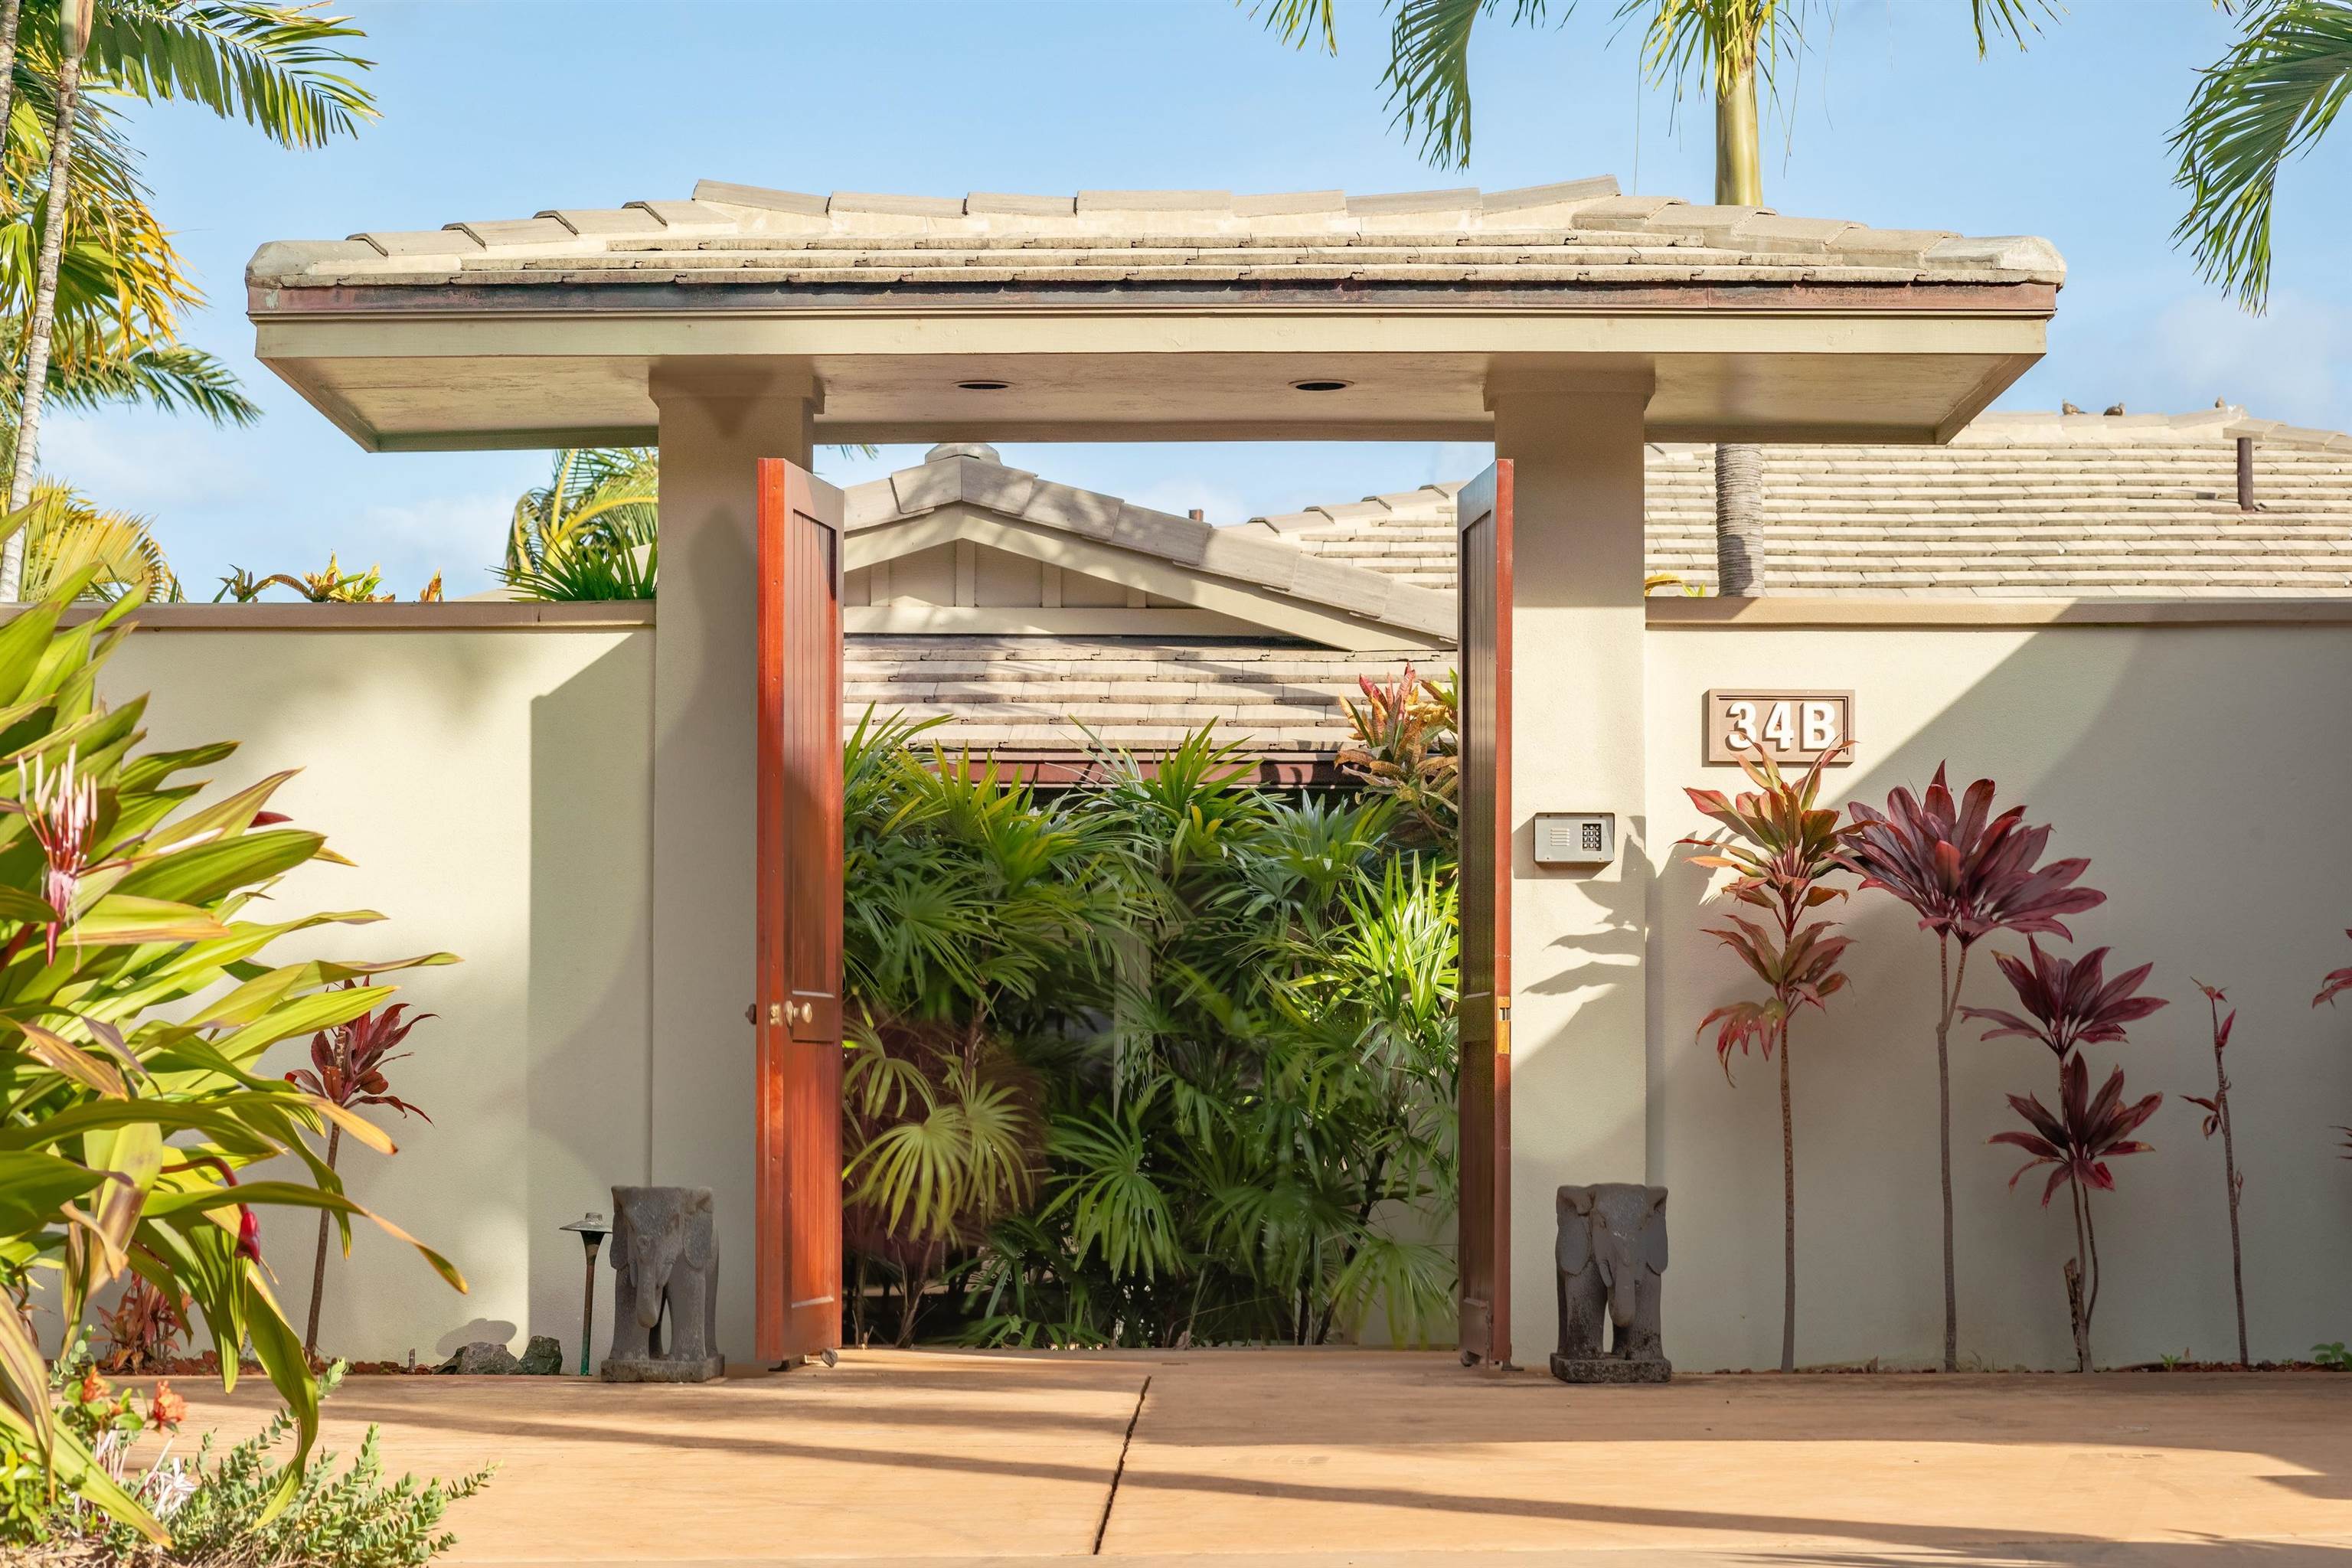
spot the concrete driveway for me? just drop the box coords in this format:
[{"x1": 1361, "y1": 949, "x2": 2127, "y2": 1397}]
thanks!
[{"x1": 168, "y1": 1349, "x2": 2352, "y2": 1565}]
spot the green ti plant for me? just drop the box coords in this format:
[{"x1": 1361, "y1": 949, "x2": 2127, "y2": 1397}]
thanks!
[{"x1": 0, "y1": 565, "x2": 462, "y2": 1545}]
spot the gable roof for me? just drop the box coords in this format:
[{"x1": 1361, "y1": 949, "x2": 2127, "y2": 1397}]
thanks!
[
  {"x1": 1264, "y1": 408, "x2": 2352, "y2": 598},
  {"x1": 249, "y1": 175, "x2": 2064, "y2": 294},
  {"x1": 844, "y1": 443, "x2": 1455, "y2": 648}
]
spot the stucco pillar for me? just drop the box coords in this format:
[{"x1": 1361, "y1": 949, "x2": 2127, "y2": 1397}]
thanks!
[
  {"x1": 648, "y1": 362, "x2": 815, "y2": 1361},
  {"x1": 1487, "y1": 370, "x2": 1655, "y2": 1357}
]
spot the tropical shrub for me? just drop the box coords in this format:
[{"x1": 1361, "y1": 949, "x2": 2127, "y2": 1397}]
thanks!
[
  {"x1": 0, "y1": 569, "x2": 463, "y2": 1542},
  {"x1": 498, "y1": 448, "x2": 658, "y2": 602},
  {"x1": 842, "y1": 718, "x2": 1459, "y2": 1349},
  {"x1": 1842, "y1": 766, "x2": 2105, "y2": 1371},
  {"x1": 2184, "y1": 980, "x2": 2251, "y2": 1366},
  {"x1": 24, "y1": 1360, "x2": 492, "y2": 1567},
  {"x1": 1680, "y1": 745, "x2": 1854, "y2": 1374},
  {"x1": 211, "y1": 554, "x2": 394, "y2": 605},
  {"x1": 1965, "y1": 940, "x2": 2166, "y2": 1370},
  {"x1": 9, "y1": 485, "x2": 179, "y2": 604},
  {"x1": 93, "y1": 1278, "x2": 185, "y2": 1375},
  {"x1": 284, "y1": 985, "x2": 435, "y2": 1356}
]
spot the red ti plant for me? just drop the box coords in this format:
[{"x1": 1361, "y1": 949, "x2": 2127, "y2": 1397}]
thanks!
[
  {"x1": 1965, "y1": 940, "x2": 2166, "y2": 1370},
  {"x1": 1681, "y1": 744, "x2": 1855, "y2": 1374},
  {"x1": 283, "y1": 980, "x2": 434, "y2": 1356},
  {"x1": 1841, "y1": 767, "x2": 2105, "y2": 1371},
  {"x1": 2183, "y1": 982, "x2": 2249, "y2": 1365},
  {"x1": 2313, "y1": 936, "x2": 2352, "y2": 1158}
]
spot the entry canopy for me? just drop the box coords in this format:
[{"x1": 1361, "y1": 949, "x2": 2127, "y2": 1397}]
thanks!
[{"x1": 247, "y1": 175, "x2": 2062, "y2": 452}]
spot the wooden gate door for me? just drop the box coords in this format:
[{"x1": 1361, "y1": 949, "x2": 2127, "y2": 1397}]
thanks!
[
  {"x1": 754, "y1": 457, "x2": 845, "y2": 1367},
  {"x1": 1455, "y1": 459, "x2": 1513, "y2": 1368}
]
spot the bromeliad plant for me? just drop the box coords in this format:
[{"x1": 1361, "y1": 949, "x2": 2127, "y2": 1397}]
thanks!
[
  {"x1": 0, "y1": 566, "x2": 463, "y2": 1547},
  {"x1": 1681, "y1": 744, "x2": 1855, "y2": 1374},
  {"x1": 1335, "y1": 665, "x2": 1457, "y2": 846},
  {"x1": 284, "y1": 985, "x2": 435, "y2": 1357},
  {"x1": 1842, "y1": 766, "x2": 2105, "y2": 1372},
  {"x1": 1965, "y1": 940, "x2": 2167, "y2": 1371},
  {"x1": 2184, "y1": 981, "x2": 2251, "y2": 1366}
]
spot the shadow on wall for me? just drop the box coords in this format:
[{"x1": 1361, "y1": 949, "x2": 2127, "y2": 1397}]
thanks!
[
  {"x1": 524, "y1": 635, "x2": 655, "y2": 1370},
  {"x1": 1654, "y1": 622, "x2": 2352, "y2": 1371}
]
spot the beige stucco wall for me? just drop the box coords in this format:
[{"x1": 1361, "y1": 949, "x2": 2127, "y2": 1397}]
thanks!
[
  {"x1": 1633, "y1": 616, "x2": 2352, "y2": 1371},
  {"x1": 90, "y1": 604, "x2": 2352, "y2": 1374},
  {"x1": 97, "y1": 622, "x2": 653, "y2": 1367}
]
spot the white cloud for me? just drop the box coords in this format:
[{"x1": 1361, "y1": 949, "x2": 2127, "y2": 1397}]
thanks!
[
  {"x1": 2020, "y1": 286, "x2": 2352, "y2": 432},
  {"x1": 2129, "y1": 290, "x2": 2352, "y2": 425},
  {"x1": 41, "y1": 416, "x2": 263, "y2": 512}
]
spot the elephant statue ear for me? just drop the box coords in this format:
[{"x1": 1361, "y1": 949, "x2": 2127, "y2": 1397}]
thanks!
[
  {"x1": 684, "y1": 1204, "x2": 715, "y2": 1272},
  {"x1": 1642, "y1": 1187, "x2": 1670, "y2": 1275},
  {"x1": 1556, "y1": 1187, "x2": 1593, "y2": 1276}
]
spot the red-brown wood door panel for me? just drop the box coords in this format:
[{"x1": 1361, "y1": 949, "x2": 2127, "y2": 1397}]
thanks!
[
  {"x1": 1456, "y1": 460, "x2": 1513, "y2": 1369},
  {"x1": 755, "y1": 457, "x2": 844, "y2": 1367}
]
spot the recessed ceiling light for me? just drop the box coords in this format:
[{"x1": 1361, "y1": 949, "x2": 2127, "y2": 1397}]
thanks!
[
  {"x1": 956, "y1": 379, "x2": 1011, "y2": 391},
  {"x1": 1290, "y1": 378, "x2": 1351, "y2": 393}
]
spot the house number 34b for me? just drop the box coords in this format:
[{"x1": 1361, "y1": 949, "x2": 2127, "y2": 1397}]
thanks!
[{"x1": 1704, "y1": 690, "x2": 1854, "y2": 766}]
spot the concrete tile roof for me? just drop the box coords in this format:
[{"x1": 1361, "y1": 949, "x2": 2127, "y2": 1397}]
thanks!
[
  {"x1": 852, "y1": 407, "x2": 2352, "y2": 758},
  {"x1": 1261, "y1": 407, "x2": 2352, "y2": 597},
  {"x1": 844, "y1": 637, "x2": 1449, "y2": 760},
  {"x1": 247, "y1": 175, "x2": 2064, "y2": 290},
  {"x1": 847, "y1": 443, "x2": 1457, "y2": 640}
]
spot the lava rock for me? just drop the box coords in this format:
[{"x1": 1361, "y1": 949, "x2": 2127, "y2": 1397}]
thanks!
[
  {"x1": 439, "y1": 1341, "x2": 521, "y2": 1376},
  {"x1": 518, "y1": 1334, "x2": 564, "y2": 1376}
]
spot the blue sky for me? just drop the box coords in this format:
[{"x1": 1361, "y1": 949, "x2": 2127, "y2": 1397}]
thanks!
[{"x1": 57, "y1": 0, "x2": 2352, "y2": 598}]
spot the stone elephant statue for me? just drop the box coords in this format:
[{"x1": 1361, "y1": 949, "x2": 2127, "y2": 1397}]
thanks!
[
  {"x1": 1553, "y1": 1182, "x2": 1671, "y2": 1383},
  {"x1": 603, "y1": 1185, "x2": 723, "y2": 1382}
]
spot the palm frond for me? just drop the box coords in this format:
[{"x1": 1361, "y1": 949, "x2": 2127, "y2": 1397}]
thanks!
[
  {"x1": 2170, "y1": 0, "x2": 2352, "y2": 311},
  {"x1": 1250, "y1": 0, "x2": 1342, "y2": 51},
  {"x1": 1968, "y1": 0, "x2": 2060, "y2": 54},
  {"x1": 87, "y1": 1, "x2": 377, "y2": 149}
]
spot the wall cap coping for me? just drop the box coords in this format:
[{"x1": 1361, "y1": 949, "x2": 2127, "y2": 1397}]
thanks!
[
  {"x1": 20, "y1": 601, "x2": 656, "y2": 632},
  {"x1": 1648, "y1": 596, "x2": 2352, "y2": 629}
]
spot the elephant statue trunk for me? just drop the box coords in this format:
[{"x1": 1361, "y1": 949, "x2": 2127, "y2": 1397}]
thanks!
[{"x1": 1552, "y1": 1182, "x2": 1671, "y2": 1384}]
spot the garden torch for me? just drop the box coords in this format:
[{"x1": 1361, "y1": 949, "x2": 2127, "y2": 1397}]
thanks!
[{"x1": 560, "y1": 1213, "x2": 609, "y2": 1376}]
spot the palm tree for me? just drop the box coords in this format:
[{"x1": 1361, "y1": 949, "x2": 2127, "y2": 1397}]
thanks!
[
  {"x1": 0, "y1": 473, "x2": 178, "y2": 599},
  {"x1": 2172, "y1": 0, "x2": 2352, "y2": 312},
  {"x1": 1254, "y1": 0, "x2": 2051, "y2": 596},
  {"x1": 0, "y1": 51, "x2": 264, "y2": 423},
  {"x1": 0, "y1": 0, "x2": 375, "y2": 599}
]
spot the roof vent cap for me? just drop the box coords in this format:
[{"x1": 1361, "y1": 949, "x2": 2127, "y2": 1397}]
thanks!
[{"x1": 926, "y1": 441, "x2": 1001, "y2": 464}]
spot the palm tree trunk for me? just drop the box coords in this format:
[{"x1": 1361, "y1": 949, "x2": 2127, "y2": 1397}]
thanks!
[
  {"x1": 1779, "y1": 1016, "x2": 1795, "y2": 1374},
  {"x1": 1712, "y1": 48, "x2": 1766, "y2": 597},
  {"x1": 0, "y1": 1, "x2": 27, "y2": 172},
  {"x1": 303, "y1": 1124, "x2": 342, "y2": 1356},
  {"x1": 0, "y1": 0, "x2": 90, "y2": 602}
]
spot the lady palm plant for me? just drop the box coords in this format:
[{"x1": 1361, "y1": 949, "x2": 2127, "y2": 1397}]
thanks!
[
  {"x1": 1842, "y1": 766, "x2": 2102, "y2": 1371},
  {"x1": 0, "y1": 552, "x2": 459, "y2": 1544},
  {"x1": 843, "y1": 710, "x2": 1460, "y2": 1351},
  {"x1": 1680, "y1": 743, "x2": 1853, "y2": 1374}
]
